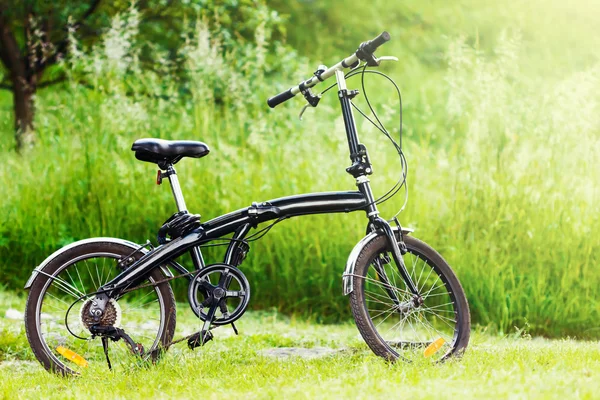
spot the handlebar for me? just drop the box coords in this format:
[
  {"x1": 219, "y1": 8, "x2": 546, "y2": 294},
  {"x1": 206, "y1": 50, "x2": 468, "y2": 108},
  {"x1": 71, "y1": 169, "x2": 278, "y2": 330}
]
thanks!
[
  {"x1": 359, "y1": 31, "x2": 391, "y2": 57},
  {"x1": 266, "y1": 88, "x2": 295, "y2": 108},
  {"x1": 267, "y1": 31, "x2": 391, "y2": 109}
]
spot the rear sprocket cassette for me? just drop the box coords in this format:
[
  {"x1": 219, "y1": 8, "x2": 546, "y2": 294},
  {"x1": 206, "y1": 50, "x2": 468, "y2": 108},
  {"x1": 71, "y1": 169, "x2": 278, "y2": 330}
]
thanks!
[{"x1": 80, "y1": 298, "x2": 121, "y2": 330}]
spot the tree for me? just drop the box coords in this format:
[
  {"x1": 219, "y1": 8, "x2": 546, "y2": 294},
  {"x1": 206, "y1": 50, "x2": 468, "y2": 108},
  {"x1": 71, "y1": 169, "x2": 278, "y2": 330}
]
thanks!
[
  {"x1": 0, "y1": 1, "x2": 109, "y2": 150},
  {"x1": 0, "y1": 0, "x2": 285, "y2": 151}
]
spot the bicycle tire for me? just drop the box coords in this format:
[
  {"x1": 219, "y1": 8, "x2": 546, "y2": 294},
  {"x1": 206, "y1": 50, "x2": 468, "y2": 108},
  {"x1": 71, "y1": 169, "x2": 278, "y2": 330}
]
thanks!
[
  {"x1": 349, "y1": 234, "x2": 470, "y2": 361},
  {"x1": 24, "y1": 241, "x2": 176, "y2": 375}
]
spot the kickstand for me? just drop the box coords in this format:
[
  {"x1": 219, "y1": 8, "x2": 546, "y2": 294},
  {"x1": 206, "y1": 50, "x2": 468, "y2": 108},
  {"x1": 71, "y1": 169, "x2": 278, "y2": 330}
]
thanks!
[{"x1": 102, "y1": 336, "x2": 112, "y2": 370}]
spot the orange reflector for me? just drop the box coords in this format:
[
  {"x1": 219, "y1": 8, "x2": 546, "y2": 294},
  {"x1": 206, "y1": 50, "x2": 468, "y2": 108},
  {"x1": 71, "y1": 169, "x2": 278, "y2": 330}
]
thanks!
[
  {"x1": 56, "y1": 346, "x2": 88, "y2": 367},
  {"x1": 423, "y1": 337, "x2": 446, "y2": 358}
]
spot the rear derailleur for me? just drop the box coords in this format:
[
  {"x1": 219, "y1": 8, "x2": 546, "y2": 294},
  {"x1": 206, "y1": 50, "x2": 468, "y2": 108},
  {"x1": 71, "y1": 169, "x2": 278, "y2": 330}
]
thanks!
[{"x1": 89, "y1": 325, "x2": 144, "y2": 370}]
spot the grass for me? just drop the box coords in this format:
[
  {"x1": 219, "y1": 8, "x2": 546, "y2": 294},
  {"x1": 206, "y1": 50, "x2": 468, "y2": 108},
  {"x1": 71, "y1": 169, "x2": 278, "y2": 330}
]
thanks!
[
  {"x1": 1, "y1": 291, "x2": 599, "y2": 399},
  {"x1": 0, "y1": 0, "x2": 599, "y2": 337}
]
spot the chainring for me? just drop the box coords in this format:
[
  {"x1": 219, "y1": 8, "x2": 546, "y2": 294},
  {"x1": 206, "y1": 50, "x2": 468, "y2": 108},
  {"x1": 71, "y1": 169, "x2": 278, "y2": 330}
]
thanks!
[{"x1": 187, "y1": 263, "x2": 251, "y2": 326}]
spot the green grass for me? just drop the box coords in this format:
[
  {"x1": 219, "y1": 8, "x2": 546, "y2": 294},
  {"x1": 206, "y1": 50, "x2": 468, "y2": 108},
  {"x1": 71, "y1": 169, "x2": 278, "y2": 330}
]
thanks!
[
  {"x1": 0, "y1": 0, "x2": 599, "y2": 337},
  {"x1": 1, "y1": 292, "x2": 599, "y2": 399}
]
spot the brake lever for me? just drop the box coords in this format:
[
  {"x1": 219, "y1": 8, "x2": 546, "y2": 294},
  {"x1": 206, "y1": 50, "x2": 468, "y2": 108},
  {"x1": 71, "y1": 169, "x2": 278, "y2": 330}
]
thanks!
[
  {"x1": 299, "y1": 103, "x2": 312, "y2": 121},
  {"x1": 378, "y1": 56, "x2": 399, "y2": 62},
  {"x1": 299, "y1": 88, "x2": 321, "y2": 121}
]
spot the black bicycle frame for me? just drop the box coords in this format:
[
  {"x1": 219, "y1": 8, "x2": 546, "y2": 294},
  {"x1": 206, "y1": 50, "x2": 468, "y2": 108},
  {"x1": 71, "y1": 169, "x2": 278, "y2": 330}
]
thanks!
[
  {"x1": 99, "y1": 68, "x2": 420, "y2": 299},
  {"x1": 100, "y1": 191, "x2": 367, "y2": 293}
]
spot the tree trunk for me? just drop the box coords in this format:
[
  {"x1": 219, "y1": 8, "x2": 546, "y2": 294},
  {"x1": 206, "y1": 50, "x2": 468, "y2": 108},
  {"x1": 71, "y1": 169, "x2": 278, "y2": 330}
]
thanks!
[
  {"x1": 0, "y1": 11, "x2": 38, "y2": 151},
  {"x1": 12, "y1": 76, "x2": 36, "y2": 150}
]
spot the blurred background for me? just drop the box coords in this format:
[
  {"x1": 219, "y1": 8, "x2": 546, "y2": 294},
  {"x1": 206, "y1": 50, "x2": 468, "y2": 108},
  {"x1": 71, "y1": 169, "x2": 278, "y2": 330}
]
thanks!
[{"x1": 0, "y1": 0, "x2": 598, "y2": 337}]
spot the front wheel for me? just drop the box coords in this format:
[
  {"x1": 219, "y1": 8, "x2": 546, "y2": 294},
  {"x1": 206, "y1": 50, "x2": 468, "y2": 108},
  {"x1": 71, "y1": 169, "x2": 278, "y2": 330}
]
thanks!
[{"x1": 349, "y1": 234, "x2": 470, "y2": 362}]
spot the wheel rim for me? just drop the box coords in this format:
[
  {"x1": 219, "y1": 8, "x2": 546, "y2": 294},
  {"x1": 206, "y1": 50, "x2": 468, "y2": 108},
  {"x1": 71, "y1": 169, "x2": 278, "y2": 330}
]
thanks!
[
  {"x1": 361, "y1": 245, "x2": 460, "y2": 362},
  {"x1": 35, "y1": 253, "x2": 167, "y2": 374}
]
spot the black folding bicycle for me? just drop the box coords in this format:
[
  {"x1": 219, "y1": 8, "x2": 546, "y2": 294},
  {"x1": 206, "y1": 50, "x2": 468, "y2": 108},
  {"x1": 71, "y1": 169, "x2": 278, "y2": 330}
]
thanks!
[{"x1": 24, "y1": 32, "x2": 470, "y2": 375}]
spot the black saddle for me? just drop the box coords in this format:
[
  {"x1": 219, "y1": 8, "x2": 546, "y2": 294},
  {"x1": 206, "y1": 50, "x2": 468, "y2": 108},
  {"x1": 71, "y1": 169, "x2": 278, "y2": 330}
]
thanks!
[{"x1": 132, "y1": 138, "x2": 210, "y2": 168}]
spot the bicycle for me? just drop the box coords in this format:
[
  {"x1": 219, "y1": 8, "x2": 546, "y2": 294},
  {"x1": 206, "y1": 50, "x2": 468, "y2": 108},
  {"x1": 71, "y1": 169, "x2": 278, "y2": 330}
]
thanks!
[{"x1": 24, "y1": 31, "x2": 470, "y2": 375}]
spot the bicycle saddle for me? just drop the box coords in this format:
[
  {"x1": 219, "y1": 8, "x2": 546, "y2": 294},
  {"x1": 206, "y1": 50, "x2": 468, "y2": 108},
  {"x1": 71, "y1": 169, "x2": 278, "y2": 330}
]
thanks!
[{"x1": 132, "y1": 138, "x2": 210, "y2": 168}]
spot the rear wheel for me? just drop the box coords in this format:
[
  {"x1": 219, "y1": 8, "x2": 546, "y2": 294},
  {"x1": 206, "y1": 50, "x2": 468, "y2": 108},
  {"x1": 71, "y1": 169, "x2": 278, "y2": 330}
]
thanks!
[
  {"x1": 25, "y1": 241, "x2": 176, "y2": 375},
  {"x1": 349, "y1": 234, "x2": 470, "y2": 362}
]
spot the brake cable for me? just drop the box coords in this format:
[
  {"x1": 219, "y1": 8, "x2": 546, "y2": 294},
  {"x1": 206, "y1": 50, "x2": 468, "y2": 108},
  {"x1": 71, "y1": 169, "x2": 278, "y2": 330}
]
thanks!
[{"x1": 307, "y1": 63, "x2": 408, "y2": 218}]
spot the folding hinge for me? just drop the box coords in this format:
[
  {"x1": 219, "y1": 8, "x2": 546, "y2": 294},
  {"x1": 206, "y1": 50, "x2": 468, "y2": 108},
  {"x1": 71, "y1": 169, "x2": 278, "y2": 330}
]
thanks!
[{"x1": 247, "y1": 202, "x2": 281, "y2": 227}]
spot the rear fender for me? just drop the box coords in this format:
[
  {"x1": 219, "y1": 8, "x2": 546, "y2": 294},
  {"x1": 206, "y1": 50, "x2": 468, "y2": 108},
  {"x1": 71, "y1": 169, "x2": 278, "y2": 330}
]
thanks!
[
  {"x1": 342, "y1": 227, "x2": 413, "y2": 295},
  {"x1": 24, "y1": 237, "x2": 174, "y2": 289}
]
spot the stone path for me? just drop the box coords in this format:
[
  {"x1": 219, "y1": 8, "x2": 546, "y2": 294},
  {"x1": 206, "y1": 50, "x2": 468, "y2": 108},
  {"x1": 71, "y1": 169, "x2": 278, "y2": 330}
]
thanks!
[
  {"x1": 4, "y1": 308, "x2": 23, "y2": 320},
  {"x1": 260, "y1": 347, "x2": 346, "y2": 359}
]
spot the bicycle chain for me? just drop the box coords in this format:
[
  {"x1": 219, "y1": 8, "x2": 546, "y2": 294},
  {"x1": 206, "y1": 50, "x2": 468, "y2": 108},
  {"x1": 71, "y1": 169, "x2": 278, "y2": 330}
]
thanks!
[{"x1": 121, "y1": 270, "x2": 196, "y2": 294}]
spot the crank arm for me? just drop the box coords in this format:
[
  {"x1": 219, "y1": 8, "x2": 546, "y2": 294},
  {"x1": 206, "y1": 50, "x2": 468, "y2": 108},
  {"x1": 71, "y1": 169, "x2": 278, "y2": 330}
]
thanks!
[{"x1": 200, "y1": 300, "x2": 219, "y2": 343}]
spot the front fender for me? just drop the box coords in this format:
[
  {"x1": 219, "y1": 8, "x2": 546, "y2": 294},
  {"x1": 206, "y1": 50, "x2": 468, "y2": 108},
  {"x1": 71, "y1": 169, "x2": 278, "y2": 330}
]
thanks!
[
  {"x1": 24, "y1": 237, "x2": 173, "y2": 289},
  {"x1": 342, "y1": 227, "x2": 413, "y2": 295}
]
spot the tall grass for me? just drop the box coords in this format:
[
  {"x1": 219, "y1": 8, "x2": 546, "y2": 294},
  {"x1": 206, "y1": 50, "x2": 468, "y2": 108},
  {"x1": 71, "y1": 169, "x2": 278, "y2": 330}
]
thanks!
[{"x1": 0, "y1": 2, "x2": 598, "y2": 337}]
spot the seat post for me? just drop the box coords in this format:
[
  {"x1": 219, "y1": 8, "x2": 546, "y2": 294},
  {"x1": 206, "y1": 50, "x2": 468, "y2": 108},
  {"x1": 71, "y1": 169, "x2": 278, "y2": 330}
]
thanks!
[
  {"x1": 165, "y1": 165, "x2": 187, "y2": 212},
  {"x1": 163, "y1": 164, "x2": 206, "y2": 269}
]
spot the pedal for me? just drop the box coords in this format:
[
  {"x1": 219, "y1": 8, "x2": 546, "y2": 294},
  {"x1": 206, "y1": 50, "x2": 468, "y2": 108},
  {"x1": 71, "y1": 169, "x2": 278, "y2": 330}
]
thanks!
[{"x1": 187, "y1": 330, "x2": 213, "y2": 350}]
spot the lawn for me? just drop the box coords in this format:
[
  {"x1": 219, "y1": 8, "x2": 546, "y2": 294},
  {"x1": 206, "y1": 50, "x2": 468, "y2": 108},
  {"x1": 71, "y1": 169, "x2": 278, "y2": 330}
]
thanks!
[
  {"x1": 0, "y1": 1, "x2": 599, "y2": 397},
  {"x1": 1, "y1": 292, "x2": 598, "y2": 399}
]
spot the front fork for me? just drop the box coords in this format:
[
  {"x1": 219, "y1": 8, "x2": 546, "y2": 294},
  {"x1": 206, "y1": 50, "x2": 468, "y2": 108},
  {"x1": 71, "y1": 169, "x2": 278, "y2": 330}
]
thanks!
[
  {"x1": 355, "y1": 175, "x2": 421, "y2": 302},
  {"x1": 370, "y1": 216, "x2": 421, "y2": 301}
]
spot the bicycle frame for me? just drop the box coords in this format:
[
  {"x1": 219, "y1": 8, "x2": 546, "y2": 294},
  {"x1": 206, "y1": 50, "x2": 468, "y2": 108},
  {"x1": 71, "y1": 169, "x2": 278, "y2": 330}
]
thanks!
[{"x1": 92, "y1": 70, "x2": 420, "y2": 299}]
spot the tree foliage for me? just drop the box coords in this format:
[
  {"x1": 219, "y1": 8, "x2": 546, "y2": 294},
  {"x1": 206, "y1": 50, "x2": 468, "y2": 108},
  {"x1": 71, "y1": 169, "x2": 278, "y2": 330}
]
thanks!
[{"x1": 0, "y1": 0, "x2": 287, "y2": 150}]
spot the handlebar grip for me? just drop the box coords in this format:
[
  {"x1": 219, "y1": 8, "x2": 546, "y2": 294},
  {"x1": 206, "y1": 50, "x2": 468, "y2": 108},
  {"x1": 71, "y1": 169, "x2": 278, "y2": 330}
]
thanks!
[
  {"x1": 267, "y1": 88, "x2": 295, "y2": 108},
  {"x1": 363, "y1": 31, "x2": 391, "y2": 53}
]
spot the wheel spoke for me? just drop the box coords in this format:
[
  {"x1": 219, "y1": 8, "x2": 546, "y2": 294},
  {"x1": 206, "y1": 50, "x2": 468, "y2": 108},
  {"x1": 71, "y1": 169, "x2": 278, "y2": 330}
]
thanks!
[
  {"x1": 45, "y1": 292, "x2": 73, "y2": 307},
  {"x1": 368, "y1": 302, "x2": 399, "y2": 320},
  {"x1": 364, "y1": 291, "x2": 399, "y2": 307},
  {"x1": 423, "y1": 302, "x2": 455, "y2": 313},
  {"x1": 417, "y1": 261, "x2": 434, "y2": 293},
  {"x1": 121, "y1": 298, "x2": 159, "y2": 313},
  {"x1": 375, "y1": 305, "x2": 400, "y2": 329},
  {"x1": 359, "y1": 274, "x2": 413, "y2": 297},
  {"x1": 413, "y1": 256, "x2": 425, "y2": 292},
  {"x1": 121, "y1": 289, "x2": 156, "y2": 311},
  {"x1": 420, "y1": 309, "x2": 458, "y2": 329},
  {"x1": 417, "y1": 312, "x2": 453, "y2": 342},
  {"x1": 422, "y1": 276, "x2": 443, "y2": 298},
  {"x1": 64, "y1": 268, "x2": 82, "y2": 294},
  {"x1": 49, "y1": 277, "x2": 84, "y2": 299},
  {"x1": 364, "y1": 285, "x2": 410, "y2": 303},
  {"x1": 74, "y1": 264, "x2": 87, "y2": 293},
  {"x1": 84, "y1": 259, "x2": 99, "y2": 290}
]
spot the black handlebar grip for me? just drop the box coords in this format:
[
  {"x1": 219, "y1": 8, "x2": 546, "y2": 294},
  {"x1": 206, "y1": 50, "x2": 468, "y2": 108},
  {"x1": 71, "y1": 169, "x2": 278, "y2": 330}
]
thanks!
[
  {"x1": 364, "y1": 31, "x2": 391, "y2": 53},
  {"x1": 267, "y1": 88, "x2": 295, "y2": 108}
]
